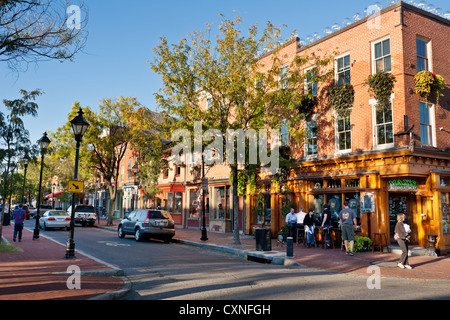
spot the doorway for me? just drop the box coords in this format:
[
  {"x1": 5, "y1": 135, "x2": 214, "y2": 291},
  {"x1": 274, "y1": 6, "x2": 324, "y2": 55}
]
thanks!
[{"x1": 388, "y1": 193, "x2": 414, "y2": 243}]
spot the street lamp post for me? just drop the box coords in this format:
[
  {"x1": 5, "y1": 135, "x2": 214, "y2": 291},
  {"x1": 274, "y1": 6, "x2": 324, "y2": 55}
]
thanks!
[
  {"x1": 65, "y1": 108, "x2": 90, "y2": 259},
  {"x1": 33, "y1": 133, "x2": 51, "y2": 240},
  {"x1": 52, "y1": 183, "x2": 56, "y2": 209},
  {"x1": 20, "y1": 154, "x2": 31, "y2": 205},
  {"x1": 132, "y1": 162, "x2": 139, "y2": 210}
]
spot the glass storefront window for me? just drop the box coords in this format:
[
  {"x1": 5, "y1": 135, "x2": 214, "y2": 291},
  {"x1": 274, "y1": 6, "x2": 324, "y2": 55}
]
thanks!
[
  {"x1": 442, "y1": 192, "x2": 449, "y2": 234},
  {"x1": 213, "y1": 186, "x2": 231, "y2": 220},
  {"x1": 345, "y1": 193, "x2": 361, "y2": 220},
  {"x1": 189, "y1": 190, "x2": 200, "y2": 218},
  {"x1": 174, "y1": 192, "x2": 182, "y2": 215},
  {"x1": 166, "y1": 193, "x2": 173, "y2": 213}
]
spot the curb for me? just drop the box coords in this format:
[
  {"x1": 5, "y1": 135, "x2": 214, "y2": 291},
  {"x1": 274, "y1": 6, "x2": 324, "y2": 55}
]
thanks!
[
  {"x1": 89, "y1": 276, "x2": 132, "y2": 300},
  {"x1": 172, "y1": 238, "x2": 306, "y2": 268}
]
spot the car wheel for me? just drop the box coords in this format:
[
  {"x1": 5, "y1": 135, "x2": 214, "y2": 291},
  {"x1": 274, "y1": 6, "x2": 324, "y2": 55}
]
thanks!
[
  {"x1": 164, "y1": 237, "x2": 173, "y2": 243},
  {"x1": 134, "y1": 228, "x2": 143, "y2": 242},
  {"x1": 118, "y1": 226, "x2": 125, "y2": 239}
]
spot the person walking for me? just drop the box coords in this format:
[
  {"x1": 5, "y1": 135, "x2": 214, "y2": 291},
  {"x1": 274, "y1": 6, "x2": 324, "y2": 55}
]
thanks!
[
  {"x1": 321, "y1": 204, "x2": 332, "y2": 249},
  {"x1": 395, "y1": 213, "x2": 413, "y2": 269},
  {"x1": 13, "y1": 204, "x2": 27, "y2": 242},
  {"x1": 339, "y1": 201, "x2": 358, "y2": 256}
]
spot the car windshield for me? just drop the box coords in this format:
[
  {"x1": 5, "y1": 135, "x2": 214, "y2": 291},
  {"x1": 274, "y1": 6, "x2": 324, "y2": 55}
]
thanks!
[
  {"x1": 149, "y1": 210, "x2": 171, "y2": 220},
  {"x1": 49, "y1": 211, "x2": 67, "y2": 216},
  {"x1": 75, "y1": 206, "x2": 94, "y2": 212}
]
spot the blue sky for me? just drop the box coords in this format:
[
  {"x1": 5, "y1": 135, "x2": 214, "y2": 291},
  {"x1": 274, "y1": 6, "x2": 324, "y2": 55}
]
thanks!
[{"x1": 1, "y1": 0, "x2": 449, "y2": 146}]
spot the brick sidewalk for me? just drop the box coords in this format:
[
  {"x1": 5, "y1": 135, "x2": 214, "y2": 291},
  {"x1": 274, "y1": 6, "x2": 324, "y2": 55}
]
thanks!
[{"x1": 0, "y1": 224, "x2": 125, "y2": 300}]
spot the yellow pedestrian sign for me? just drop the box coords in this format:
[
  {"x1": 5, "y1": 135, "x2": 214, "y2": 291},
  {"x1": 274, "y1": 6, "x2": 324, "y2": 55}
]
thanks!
[{"x1": 68, "y1": 180, "x2": 84, "y2": 193}]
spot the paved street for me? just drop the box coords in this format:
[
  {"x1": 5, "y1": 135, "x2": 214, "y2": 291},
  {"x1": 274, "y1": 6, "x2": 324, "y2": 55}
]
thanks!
[{"x1": 21, "y1": 220, "x2": 450, "y2": 301}]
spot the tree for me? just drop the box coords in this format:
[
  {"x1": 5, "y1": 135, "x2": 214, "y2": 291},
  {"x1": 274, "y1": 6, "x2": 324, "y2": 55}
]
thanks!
[
  {"x1": 0, "y1": 0, "x2": 88, "y2": 71},
  {"x1": 0, "y1": 89, "x2": 41, "y2": 243},
  {"x1": 52, "y1": 99, "x2": 158, "y2": 226},
  {"x1": 151, "y1": 16, "x2": 335, "y2": 244}
]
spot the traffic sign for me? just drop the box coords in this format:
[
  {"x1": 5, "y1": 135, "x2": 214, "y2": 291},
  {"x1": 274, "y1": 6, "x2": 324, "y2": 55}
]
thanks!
[
  {"x1": 202, "y1": 178, "x2": 208, "y2": 191},
  {"x1": 68, "y1": 180, "x2": 84, "y2": 193}
]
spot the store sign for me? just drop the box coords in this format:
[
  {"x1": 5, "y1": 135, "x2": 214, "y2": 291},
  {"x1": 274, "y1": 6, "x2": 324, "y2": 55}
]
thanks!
[{"x1": 388, "y1": 179, "x2": 417, "y2": 191}]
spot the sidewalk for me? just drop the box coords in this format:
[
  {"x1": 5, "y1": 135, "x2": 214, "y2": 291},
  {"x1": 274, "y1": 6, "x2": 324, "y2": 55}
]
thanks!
[
  {"x1": 98, "y1": 219, "x2": 450, "y2": 281},
  {"x1": 1, "y1": 221, "x2": 449, "y2": 301},
  {"x1": 0, "y1": 224, "x2": 127, "y2": 300}
]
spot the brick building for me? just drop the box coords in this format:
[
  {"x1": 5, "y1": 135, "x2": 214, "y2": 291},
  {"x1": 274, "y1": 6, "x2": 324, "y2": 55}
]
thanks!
[
  {"x1": 246, "y1": 1, "x2": 450, "y2": 254},
  {"x1": 117, "y1": 1, "x2": 449, "y2": 254}
]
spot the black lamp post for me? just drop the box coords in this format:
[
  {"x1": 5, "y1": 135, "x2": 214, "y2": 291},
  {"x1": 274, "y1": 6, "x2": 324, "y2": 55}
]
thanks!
[
  {"x1": 65, "y1": 108, "x2": 90, "y2": 259},
  {"x1": 33, "y1": 133, "x2": 51, "y2": 240},
  {"x1": 132, "y1": 162, "x2": 139, "y2": 210},
  {"x1": 20, "y1": 154, "x2": 30, "y2": 205}
]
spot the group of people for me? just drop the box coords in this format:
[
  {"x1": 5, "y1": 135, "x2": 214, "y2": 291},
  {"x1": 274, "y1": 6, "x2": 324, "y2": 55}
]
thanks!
[{"x1": 285, "y1": 201, "x2": 358, "y2": 254}]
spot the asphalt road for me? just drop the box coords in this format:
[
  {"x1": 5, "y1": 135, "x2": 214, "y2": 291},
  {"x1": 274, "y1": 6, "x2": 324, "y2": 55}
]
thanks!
[{"x1": 23, "y1": 220, "x2": 450, "y2": 301}]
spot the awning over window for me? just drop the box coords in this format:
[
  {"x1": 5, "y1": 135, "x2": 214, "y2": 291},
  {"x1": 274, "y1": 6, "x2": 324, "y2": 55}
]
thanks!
[{"x1": 44, "y1": 192, "x2": 63, "y2": 199}]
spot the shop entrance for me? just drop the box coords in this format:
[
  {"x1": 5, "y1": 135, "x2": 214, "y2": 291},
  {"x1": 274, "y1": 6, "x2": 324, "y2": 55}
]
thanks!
[{"x1": 388, "y1": 193, "x2": 414, "y2": 243}]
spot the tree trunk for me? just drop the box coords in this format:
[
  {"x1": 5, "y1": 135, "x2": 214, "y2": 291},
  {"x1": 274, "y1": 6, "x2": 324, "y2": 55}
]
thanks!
[
  {"x1": 232, "y1": 165, "x2": 241, "y2": 245},
  {"x1": 107, "y1": 185, "x2": 117, "y2": 226}
]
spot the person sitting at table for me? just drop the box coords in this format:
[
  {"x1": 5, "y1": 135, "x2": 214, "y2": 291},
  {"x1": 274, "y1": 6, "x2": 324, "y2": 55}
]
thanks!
[
  {"x1": 321, "y1": 204, "x2": 332, "y2": 249},
  {"x1": 304, "y1": 208, "x2": 316, "y2": 248},
  {"x1": 285, "y1": 208, "x2": 298, "y2": 238}
]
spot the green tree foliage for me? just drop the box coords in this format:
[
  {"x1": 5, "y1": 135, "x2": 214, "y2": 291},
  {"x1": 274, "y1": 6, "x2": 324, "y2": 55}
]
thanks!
[
  {"x1": 151, "y1": 15, "x2": 334, "y2": 244},
  {"x1": 0, "y1": 89, "x2": 42, "y2": 242},
  {"x1": 52, "y1": 98, "x2": 158, "y2": 225}
]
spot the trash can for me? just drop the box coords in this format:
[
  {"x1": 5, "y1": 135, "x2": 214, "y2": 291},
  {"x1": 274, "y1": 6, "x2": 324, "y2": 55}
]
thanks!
[
  {"x1": 255, "y1": 228, "x2": 272, "y2": 251},
  {"x1": 2, "y1": 212, "x2": 10, "y2": 226}
]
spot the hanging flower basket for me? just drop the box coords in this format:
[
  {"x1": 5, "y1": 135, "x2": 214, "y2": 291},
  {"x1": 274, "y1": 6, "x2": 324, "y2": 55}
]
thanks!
[
  {"x1": 366, "y1": 72, "x2": 396, "y2": 111},
  {"x1": 414, "y1": 70, "x2": 446, "y2": 106},
  {"x1": 328, "y1": 83, "x2": 355, "y2": 117}
]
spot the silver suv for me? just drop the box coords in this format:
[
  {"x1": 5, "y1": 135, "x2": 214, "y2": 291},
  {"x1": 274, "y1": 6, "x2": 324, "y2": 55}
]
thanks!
[{"x1": 118, "y1": 209, "x2": 175, "y2": 242}]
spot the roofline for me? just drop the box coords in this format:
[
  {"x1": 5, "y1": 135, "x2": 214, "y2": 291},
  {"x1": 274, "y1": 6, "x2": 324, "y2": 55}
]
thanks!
[{"x1": 297, "y1": 1, "x2": 450, "y2": 53}]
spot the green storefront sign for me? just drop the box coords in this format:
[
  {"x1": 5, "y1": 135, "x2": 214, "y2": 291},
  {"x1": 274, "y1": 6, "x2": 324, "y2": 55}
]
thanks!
[{"x1": 388, "y1": 179, "x2": 417, "y2": 191}]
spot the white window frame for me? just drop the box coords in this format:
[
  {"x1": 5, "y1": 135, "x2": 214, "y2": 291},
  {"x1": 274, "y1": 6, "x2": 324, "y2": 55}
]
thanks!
[
  {"x1": 335, "y1": 51, "x2": 351, "y2": 85},
  {"x1": 371, "y1": 35, "x2": 391, "y2": 74},
  {"x1": 335, "y1": 113, "x2": 352, "y2": 154},
  {"x1": 279, "y1": 64, "x2": 289, "y2": 90},
  {"x1": 416, "y1": 36, "x2": 431, "y2": 72},
  {"x1": 370, "y1": 94, "x2": 395, "y2": 150},
  {"x1": 280, "y1": 120, "x2": 290, "y2": 147},
  {"x1": 419, "y1": 101, "x2": 436, "y2": 147},
  {"x1": 304, "y1": 114, "x2": 318, "y2": 158},
  {"x1": 304, "y1": 66, "x2": 318, "y2": 96}
]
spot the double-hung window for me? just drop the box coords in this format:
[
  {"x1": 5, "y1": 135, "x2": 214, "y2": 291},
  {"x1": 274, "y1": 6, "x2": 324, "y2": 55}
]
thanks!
[
  {"x1": 305, "y1": 67, "x2": 318, "y2": 96},
  {"x1": 419, "y1": 101, "x2": 435, "y2": 146},
  {"x1": 336, "y1": 115, "x2": 352, "y2": 152},
  {"x1": 374, "y1": 104, "x2": 394, "y2": 148},
  {"x1": 279, "y1": 65, "x2": 289, "y2": 89},
  {"x1": 417, "y1": 37, "x2": 430, "y2": 72},
  {"x1": 281, "y1": 120, "x2": 290, "y2": 146},
  {"x1": 336, "y1": 54, "x2": 351, "y2": 85},
  {"x1": 306, "y1": 120, "x2": 318, "y2": 156},
  {"x1": 372, "y1": 36, "x2": 391, "y2": 73}
]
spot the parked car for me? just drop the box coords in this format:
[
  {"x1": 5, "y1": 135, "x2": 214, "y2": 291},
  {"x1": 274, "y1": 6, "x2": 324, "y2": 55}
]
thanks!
[
  {"x1": 118, "y1": 209, "x2": 175, "y2": 242},
  {"x1": 30, "y1": 205, "x2": 53, "y2": 219},
  {"x1": 39, "y1": 210, "x2": 71, "y2": 231},
  {"x1": 67, "y1": 205, "x2": 96, "y2": 227}
]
